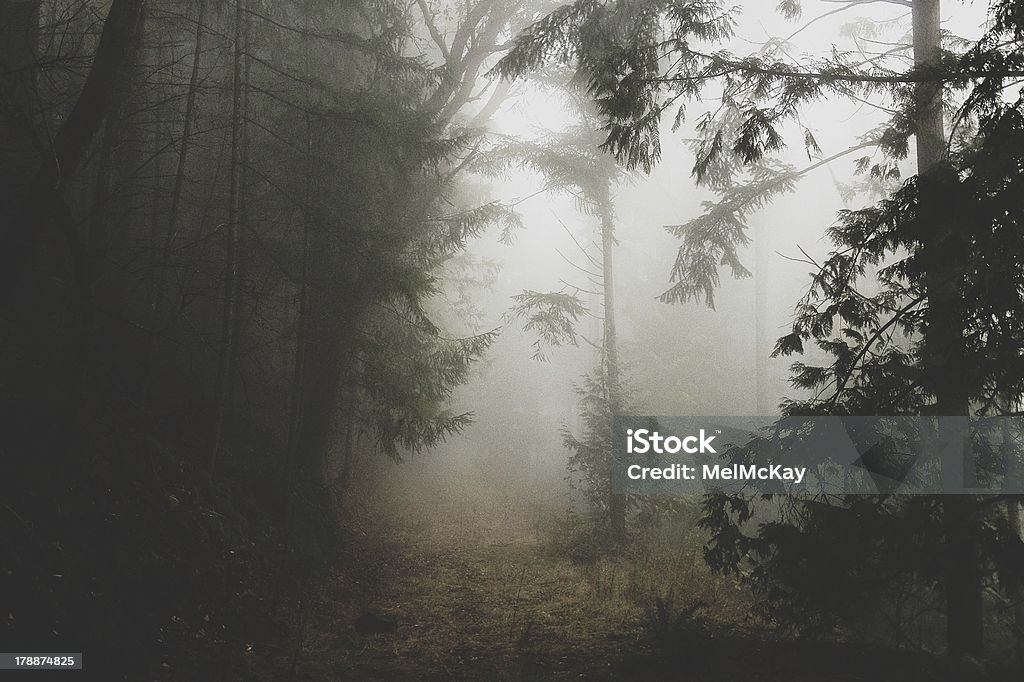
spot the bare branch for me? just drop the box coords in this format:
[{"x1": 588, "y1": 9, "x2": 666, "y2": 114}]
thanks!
[
  {"x1": 414, "y1": 0, "x2": 451, "y2": 61},
  {"x1": 554, "y1": 247, "x2": 603, "y2": 279}
]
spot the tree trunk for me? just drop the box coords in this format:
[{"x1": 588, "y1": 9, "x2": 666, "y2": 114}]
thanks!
[
  {"x1": 283, "y1": 98, "x2": 316, "y2": 514},
  {"x1": 0, "y1": 0, "x2": 40, "y2": 213},
  {"x1": 142, "y1": 0, "x2": 208, "y2": 399},
  {"x1": 0, "y1": 0, "x2": 145, "y2": 299},
  {"x1": 1002, "y1": 408, "x2": 1024, "y2": 666},
  {"x1": 600, "y1": 203, "x2": 626, "y2": 545},
  {"x1": 210, "y1": 0, "x2": 248, "y2": 469},
  {"x1": 75, "y1": 62, "x2": 134, "y2": 402},
  {"x1": 754, "y1": 224, "x2": 771, "y2": 414},
  {"x1": 286, "y1": 131, "x2": 372, "y2": 514},
  {"x1": 1009, "y1": 498, "x2": 1024, "y2": 666},
  {"x1": 912, "y1": 0, "x2": 984, "y2": 659}
]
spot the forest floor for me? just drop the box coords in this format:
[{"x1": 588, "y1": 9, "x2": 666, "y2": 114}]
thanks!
[{"x1": 265, "y1": 465, "x2": 1013, "y2": 681}]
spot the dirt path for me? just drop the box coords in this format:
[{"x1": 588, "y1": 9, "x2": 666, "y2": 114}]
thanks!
[
  {"x1": 274, "y1": 468, "x2": 1010, "y2": 681},
  {"x1": 290, "y1": 471, "x2": 651, "y2": 680}
]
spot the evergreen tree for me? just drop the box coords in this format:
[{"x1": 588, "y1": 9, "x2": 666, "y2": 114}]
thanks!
[
  {"x1": 497, "y1": 0, "x2": 1024, "y2": 656},
  {"x1": 0, "y1": 0, "x2": 531, "y2": 673},
  {"x1": 500, "y1": 78, "x2": 635, "y2": 544}
]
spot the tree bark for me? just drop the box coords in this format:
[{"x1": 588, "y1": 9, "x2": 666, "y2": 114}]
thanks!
[
  {"x1": 600, "y1": 203, "x2": 626, "y2": 545},
  {"x1": 912, "y1": 0, "x2": 984, "y2": 659}
]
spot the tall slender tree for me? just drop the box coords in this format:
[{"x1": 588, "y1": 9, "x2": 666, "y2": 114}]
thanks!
[{"x1": 500, "y1": 82, "x2": 632, "y2": 542}]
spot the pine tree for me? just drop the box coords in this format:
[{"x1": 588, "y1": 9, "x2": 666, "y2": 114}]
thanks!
[
  {"x1": 497, "y1": 0, "x2": 1024, "y2": 655},
  {"x1": 499, "y1": 79, "x2": 635, "y2": 543}
]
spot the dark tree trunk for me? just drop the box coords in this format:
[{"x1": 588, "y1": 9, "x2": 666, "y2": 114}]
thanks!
[
  {"x1": 912, "y1": 0, "x2": 984, "y2": 659},
  {"x1": 291, "y1": 240, "x2": 370, "y2": 496},
  {"x1": 0, "y1": 0, "x2": 40, "y2": 208},
  {"x1": 210, "y1": 0, "x2": 249, "y2": 469},
  {"x1": 142, "y1": 0, "x2": 208, "y2": 398},
  {"x1": 1009, "y1": 498, "x2": 1024, "y2": 665},
  {"x1": 285, "y1": 121, "x2": 373, "y2": 512},
  {"x1": 1002, "y1": 410, "x2": 1024, "y2": 665},
  {"x1": 0, "y1": 0, "x2": 145, "y2": 299}
]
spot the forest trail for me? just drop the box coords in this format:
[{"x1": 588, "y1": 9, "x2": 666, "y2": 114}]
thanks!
[
  {"x1": 291, "y1": 467, "x2": 650, "y2": 680},
  {"x1": 268, "y1": 464, "x2": 981, "y2": 682}
]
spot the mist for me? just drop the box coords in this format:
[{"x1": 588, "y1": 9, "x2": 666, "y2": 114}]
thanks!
[{"x1": 2, "y1": 0, "x2": 1023, "y2": 679}]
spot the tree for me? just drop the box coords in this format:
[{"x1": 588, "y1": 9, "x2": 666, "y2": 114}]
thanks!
[
  {"x1": 209, "y1": 0, "x2": 251, "y2": 468},
  {"x1": 0, "y1": 0, "x2": 527, "y2": 673},
  {"x1": 496, "y1": 0, "x2": 1024, "y2": 657},
  {"x1": 499, "y1": 79, "x2": 634, "y2": 543},
  {"x1": 277, "y1": 0, "x2": 528, "y2": 518},
  {"x1": 0, "y1": 0, "x2": 145, "y2": 299}
]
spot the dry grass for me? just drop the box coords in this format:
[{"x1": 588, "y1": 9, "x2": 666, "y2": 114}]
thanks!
[
  {"x1": 248, "y1": 467, "x2": 1017, "y2": 681},
  {"x1": 278, "y1": 468, "x2": 753, "y2": 680}
]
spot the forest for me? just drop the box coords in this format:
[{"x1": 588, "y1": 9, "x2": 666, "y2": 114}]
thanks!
[{"x1": 2, "y1": 0, "x2": 1024, "y2": 679}]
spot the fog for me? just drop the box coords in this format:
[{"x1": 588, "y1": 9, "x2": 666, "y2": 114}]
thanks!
[
  {"x1": 422, "y1": 0, "x2": 988, "y2": 491},
  {"x1": 3, "y1": 0, "x2": 1020, "y2": 678}
]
